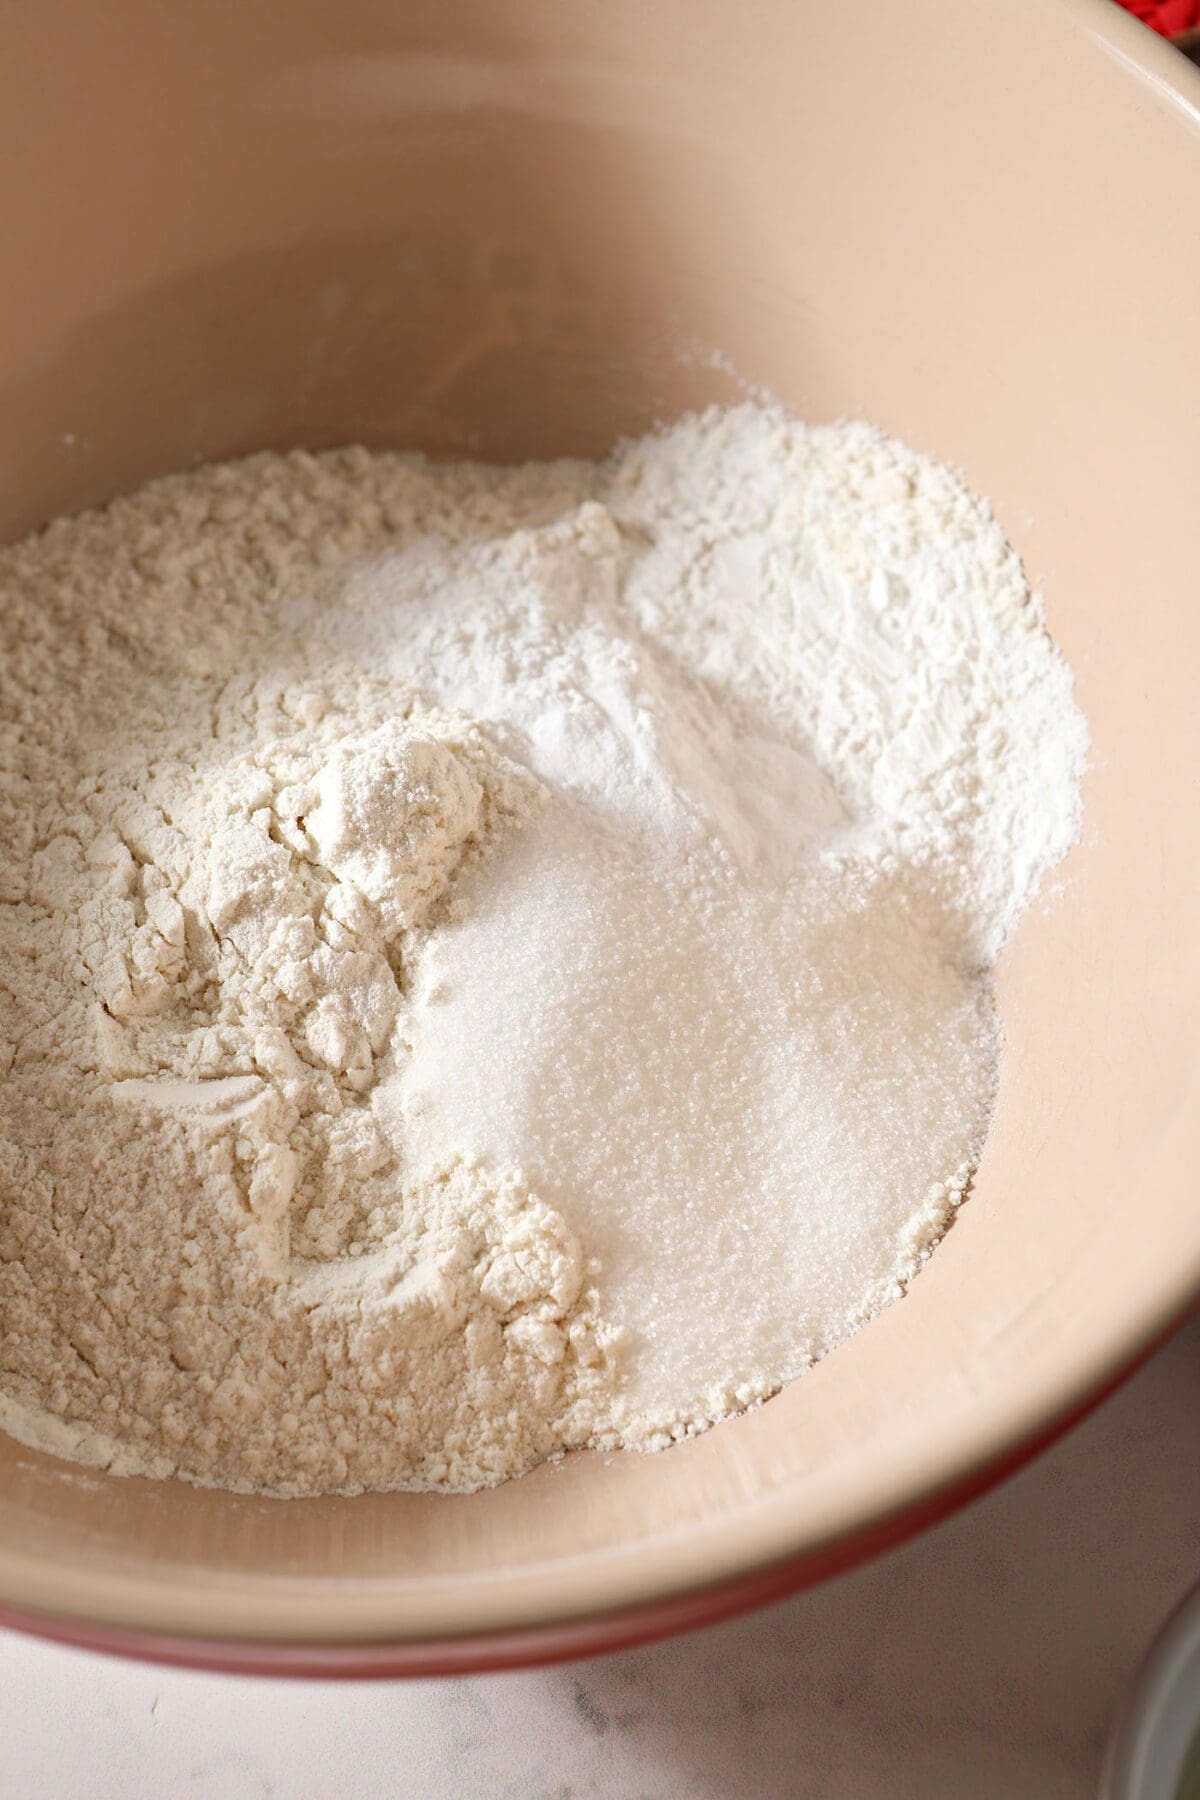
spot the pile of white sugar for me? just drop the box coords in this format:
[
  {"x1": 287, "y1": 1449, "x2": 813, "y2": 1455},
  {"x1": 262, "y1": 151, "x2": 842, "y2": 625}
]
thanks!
[{"x1": 0, "y1": 405, "x2": 1086, "y2": 1495}]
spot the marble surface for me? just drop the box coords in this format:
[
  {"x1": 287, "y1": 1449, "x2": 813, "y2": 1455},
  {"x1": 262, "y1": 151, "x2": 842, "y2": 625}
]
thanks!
[{"x1": 2, "y1": 1313, "x2": 1199, "y2": 1799}]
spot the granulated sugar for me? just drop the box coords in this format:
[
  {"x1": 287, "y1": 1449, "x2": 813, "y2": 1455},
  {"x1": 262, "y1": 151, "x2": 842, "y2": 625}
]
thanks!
[{"x1": 0, "y1": 405, "x2": 1086, "y2": 1493}]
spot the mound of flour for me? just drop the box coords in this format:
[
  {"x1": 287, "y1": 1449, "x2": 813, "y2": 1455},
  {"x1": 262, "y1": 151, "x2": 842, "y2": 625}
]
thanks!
[{"x1": 0, "y1": 406, "x2": 1085, "y2": 1493}]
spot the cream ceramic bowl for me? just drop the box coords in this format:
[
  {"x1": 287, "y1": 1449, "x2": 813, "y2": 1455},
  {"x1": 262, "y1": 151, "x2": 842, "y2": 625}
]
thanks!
[{"x1": 0, "y1": 0, "x2": 1197, "y2": 1673}]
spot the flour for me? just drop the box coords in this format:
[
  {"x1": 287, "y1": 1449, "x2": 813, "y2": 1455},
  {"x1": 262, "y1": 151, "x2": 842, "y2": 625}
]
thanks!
[{"x1": 0, "y1": 406, "x2": 1086, "y2": 1493}]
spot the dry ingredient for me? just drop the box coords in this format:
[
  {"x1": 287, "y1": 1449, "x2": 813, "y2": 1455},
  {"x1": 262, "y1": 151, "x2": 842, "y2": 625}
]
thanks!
[{"x1": 0, "y1": 405, "x2": 1086, "y2": 1494}]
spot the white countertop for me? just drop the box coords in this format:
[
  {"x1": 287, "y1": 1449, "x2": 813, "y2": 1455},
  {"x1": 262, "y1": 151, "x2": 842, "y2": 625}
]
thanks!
[{"x1": 3, "y1": 1311, "x2": 1198, "y2": 1799}]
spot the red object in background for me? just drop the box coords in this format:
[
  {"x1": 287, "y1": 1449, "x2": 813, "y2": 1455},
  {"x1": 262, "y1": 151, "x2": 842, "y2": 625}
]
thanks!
[{"x1": 1116, "y1": 0, "x2": 1199, "y2": 34}]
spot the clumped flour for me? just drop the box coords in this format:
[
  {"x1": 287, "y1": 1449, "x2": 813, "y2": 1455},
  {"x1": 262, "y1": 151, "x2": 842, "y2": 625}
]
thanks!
[{"x1": 0, "y1": 406, "x2": 1085, "y2": 1494}]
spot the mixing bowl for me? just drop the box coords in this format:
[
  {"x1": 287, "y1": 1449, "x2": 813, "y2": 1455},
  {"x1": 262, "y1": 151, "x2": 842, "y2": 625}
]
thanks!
[{"x1": 0, "y1": 0, "x2": 1197, "y2": 1674}]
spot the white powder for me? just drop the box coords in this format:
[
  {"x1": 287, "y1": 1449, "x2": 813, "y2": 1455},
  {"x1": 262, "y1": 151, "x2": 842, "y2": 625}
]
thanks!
[{"x1": 0, "y1": 405, "x2": 1085, "y2": 1493}]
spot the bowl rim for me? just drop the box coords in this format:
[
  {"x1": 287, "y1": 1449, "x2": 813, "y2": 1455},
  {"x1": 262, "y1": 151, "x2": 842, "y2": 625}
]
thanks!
[
  {"x1": 0, "y1": 1300, "x2": 1193, "y2": 1676},
  {"x1": 1103, "y1": 1574, "x2": 1200, "y2": 1800}
]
